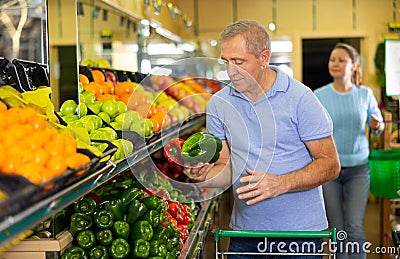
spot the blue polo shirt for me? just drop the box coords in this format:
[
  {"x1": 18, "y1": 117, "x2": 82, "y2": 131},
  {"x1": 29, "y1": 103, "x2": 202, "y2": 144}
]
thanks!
[{"x1": 206, "y1": 66, "x2": 333, "y2": 231}]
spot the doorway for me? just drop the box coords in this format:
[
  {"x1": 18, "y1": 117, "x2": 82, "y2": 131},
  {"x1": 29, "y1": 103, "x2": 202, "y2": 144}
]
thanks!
[{"x1": 302, "y1": 38, "x2": 361, "y2": 91}]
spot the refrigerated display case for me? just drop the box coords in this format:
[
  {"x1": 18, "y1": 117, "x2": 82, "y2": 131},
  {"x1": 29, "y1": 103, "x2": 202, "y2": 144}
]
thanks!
[{"x1": 0, "y1": 1, "x2": 225, "y2": 258}]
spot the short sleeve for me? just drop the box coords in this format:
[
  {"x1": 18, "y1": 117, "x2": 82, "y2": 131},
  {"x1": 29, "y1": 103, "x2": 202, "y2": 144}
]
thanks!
[
  {"x1": 296, "y1": 90, "x2": 333, "y2": 142},
  {"x1": 206, "y1": 96, "x2": 227, "y2": 140}
]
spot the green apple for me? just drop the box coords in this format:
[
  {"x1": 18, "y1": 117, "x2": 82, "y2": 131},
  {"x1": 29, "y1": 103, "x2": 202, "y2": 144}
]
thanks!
[
  {"x1": 89, "y1": 129, "x2": 107, "y2": 141},
  {"x1": 110, "y1": 121, "x2": 122, "y2": 130},
  {"x1": 62, "y1": 114, "x2": 79, "y2": 123},
  {"x1": 87, "y1": 101, "x2": 103, "y2": 114},
  {"x1": 101, "y1": 99, "x2": 119, "y2": 119},
  {"x1": 111, "y1": 139, "x2": 123, "y2": 161},
  {"x1": 143, "y1": 90, "x2": 155, "y2": 103},
  {"x1": 60, "y1": 99, "x2": 78, "y2": 116},
  {"x1": 81, "y1": 58, "x2": 95, "y2": 66},
  {"x1": 115, "y1": 110, "x2": 143, "y2": 130},
  {"x1": 114, "y1": 113, "x2": 132, "y2": 130},
  {"x1": 120, "y1": 139, "x2": 134, "y2": 156},
  {"x1": 76, "y1": 102, "x2": 88, "y2": 117},
  {"x1": 78, "y1": 82, "x2": 84, "y2": 94},
  {"x1": 129, "y1": 119, "x2": 146, "y2": 137},
  {"x1": 95, "y1": 58, "x2": 111, "y2": 68},
  {"x1": 79, "y1": 117, "x2": 96, "y2": 132},
  {"x1": 80, "y1": 115, "x2": 102, "y2": 130},
  {"x1": 68, "y1": 120, "x2": 85, "y2": 129},
  {"x1": 116, "y1": 101, "x2": 127, "y2": 115},
  {"x1": 143, "y1": 118, "x2": 154, "y2": 137},
  {"x1": 80, "y1": 91, "x2": 96, "y2": 104},
  {"x1": 170, "y1": 106, "x2": 185, "y2": 122},
  {"x1": 98, "y1": 127, "x2": 118, "y2": 141},
  {"x1": 98, "y1": 111, "x2": 111, "y2": 124}
]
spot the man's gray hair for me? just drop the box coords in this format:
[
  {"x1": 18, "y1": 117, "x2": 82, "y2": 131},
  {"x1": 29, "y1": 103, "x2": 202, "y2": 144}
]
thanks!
[{"x1": 219, "y1": 20, "x2": 271, "y2": 57}]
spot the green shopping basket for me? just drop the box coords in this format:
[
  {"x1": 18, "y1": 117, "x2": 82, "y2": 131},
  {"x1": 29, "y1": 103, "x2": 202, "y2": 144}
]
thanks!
[
  {"x1": 214, "y1": 227, "x2": 337, "y2": 258},
  {"x1": 369, "y1": 148, "x2": 400, "y2": 199}
]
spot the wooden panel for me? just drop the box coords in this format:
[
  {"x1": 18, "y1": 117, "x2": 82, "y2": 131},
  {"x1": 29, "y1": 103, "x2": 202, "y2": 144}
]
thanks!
[
  {"x1": 277, "y1": 0, "x2": 313, "y2": 34},
  {"x1": 198, "y1": 0, "x2": 233, "y2": 37},
  {"x1": 236, "y1": 0, "x2": 272, "y2": 26},
  {"x1": 317, "y1": 0, "x2": 352, "y2": 31}
]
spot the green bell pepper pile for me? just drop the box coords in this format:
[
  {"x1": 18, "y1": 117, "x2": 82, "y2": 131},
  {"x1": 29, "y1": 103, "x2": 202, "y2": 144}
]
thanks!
[
  {"x1": 180, "y1": 132, "x2": 222, "y2": 164},
  {"x1": 63, "y1": 168, "x2": 198, "y2": 258}
]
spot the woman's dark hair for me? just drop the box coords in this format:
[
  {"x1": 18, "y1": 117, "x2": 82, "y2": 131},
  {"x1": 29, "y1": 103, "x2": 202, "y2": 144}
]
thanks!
[{"x1": 333, "y1": 43, "x2": 362, "y2": 86}]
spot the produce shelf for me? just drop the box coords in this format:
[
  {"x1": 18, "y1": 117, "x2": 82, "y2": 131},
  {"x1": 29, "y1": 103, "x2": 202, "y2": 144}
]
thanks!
[{"x1": 0, "y1": 113, "x2": 206, "y2": 250}]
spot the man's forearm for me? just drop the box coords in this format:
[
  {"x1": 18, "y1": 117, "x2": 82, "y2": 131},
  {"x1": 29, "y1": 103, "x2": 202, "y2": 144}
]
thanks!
[{"x1": 280, "y1": 156, "x2": 339, "y2": 193}]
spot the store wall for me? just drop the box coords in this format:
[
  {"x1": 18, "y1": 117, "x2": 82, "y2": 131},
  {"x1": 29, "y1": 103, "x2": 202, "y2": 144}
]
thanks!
[{"x1": 176, "y1": 0, "x2": 400, "y2": 99}]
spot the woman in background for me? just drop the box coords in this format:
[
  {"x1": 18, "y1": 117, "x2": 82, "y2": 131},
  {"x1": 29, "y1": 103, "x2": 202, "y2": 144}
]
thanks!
[{"x1": 314, "y1": 43, "x2": 384, "y2": 259}]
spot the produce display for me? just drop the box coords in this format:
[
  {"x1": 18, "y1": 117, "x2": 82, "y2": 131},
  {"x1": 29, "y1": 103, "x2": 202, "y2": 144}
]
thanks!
[
  {"x1": 0, "y1": 59, "x2": 223, "y2": 257},
  {"x1": 60, "y1": 164, "x2": 198, "y2": 259}
]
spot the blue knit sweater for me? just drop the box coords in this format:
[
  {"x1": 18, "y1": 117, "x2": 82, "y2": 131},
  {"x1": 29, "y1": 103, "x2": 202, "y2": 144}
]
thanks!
[{"x1": 314, "y1": 83, "x2": 384, "y2": 167}]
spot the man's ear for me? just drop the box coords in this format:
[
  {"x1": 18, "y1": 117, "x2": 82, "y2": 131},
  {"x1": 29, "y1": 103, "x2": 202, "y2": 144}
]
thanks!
[{"x1": 260, "y1": 49, "x2": 271, "y2": 66}]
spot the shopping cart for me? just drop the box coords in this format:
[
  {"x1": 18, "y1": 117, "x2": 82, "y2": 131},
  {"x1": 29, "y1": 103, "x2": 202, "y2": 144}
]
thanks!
[{"x1": 215, "y1": 227, "x2": 337, "y2": 258}]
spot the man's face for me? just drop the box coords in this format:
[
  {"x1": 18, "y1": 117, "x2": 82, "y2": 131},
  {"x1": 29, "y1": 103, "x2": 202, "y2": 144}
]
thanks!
[{"x1": 220, "y1": 35, "x2": 264, "y2": 93}]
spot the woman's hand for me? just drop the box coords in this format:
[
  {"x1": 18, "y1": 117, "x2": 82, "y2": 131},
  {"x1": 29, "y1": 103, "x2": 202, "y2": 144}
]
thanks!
[
  {"x1": 236, "y1": 168, "x2": 285, "y2": 205},
  {"x1": 369, "y1": 114, "x2": 381, "y2": 130},
  {"x1": 182, "y1": 162, "x2": 215, "y2": 182}
]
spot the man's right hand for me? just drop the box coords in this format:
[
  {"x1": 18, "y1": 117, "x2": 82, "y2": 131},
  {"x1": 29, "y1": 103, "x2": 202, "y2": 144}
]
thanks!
[{"x1": 182, "y1": 162, "x2": 215, "y2": 182}]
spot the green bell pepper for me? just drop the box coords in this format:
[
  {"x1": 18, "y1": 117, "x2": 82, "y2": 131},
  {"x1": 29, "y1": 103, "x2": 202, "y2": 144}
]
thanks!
[
  {"x1": 74, "y1": 196, "x2": 96, "y2": 215},
  {"x1": 131, "y1": 239, "x2": 150, "y2": 258},
  {"x1": 140, "y1": 210, "x2": 160, "y2": 228},
  {"x1": 94, "y1": 210, "x2": 114, "y2": 229},
  {"x1": 109, "y1": 238, "x2": 130, "y2": 259},
  {"x1": 126, "y1": 199, "x2": 147, "y2": 225},
  {"x1": 76, "y1": 230, "x2": 96, "y2": 249},
  {"x1": 152, "y1": 227, "x2": 169, "y2": 245},
  {"x1": 89, "y1": 245, "x2": 109, "y2": 259},
  {"x1": 166, "y1": 235, "x2": 180, "y2": 252},
  {"x1": 120, "y1": 187, "x2": 142, "y2": 211},
  {"x1": 166, "y1": 251, "x2": 178, "y2": 259},
  {"x1": 141, "y1": 196, "x2": 160, "y2": 210},
  {"x1": 131, "y1": 220, "x2": 153, "y2": 241},
  {"x1": 62, "y1": 245, "x2": 88, "y2": 259},
  {"x1": 149, "y1": 240, "x2": 168, "y2": 257},
  {"x1": 69, "y1": 212, "x2": 93, "y2": 237},
  {"x1": 112, "y1": 221, "x2": 130, "y2": 240},
  {"x1": 106, "y1": 198, "x2": 124, "y2": 221},
  {"x1": 96, "y1": 229, "x2": 113, "y2": 246},
  {"x1": 157, "y1": 200, "x2": 168, "y2": 213},
  {"x1": 180, "y1": 132, "x2": 222, "y2": 163}
]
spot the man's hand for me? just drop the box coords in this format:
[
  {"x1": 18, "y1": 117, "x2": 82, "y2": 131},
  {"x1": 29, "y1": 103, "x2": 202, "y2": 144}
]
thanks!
[
  {"x1": 237, "y1": 168, "x2": 285, "y2": 205},
  {"x1": 182, "y1": 163, "x2": 215, "y2": 182}
]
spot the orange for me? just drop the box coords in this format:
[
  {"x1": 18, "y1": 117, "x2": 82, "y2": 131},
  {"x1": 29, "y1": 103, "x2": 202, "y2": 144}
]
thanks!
[
  {"x1": 66, "y1": 153, "x2": 91, "y2": 175},
  {"x1": 96, "y1": 94, "x2": 116, "y2": 102},
  {"x1": 17, "y1": 163, "x2": 42, "y2": 184},
  {"x1": 136, "y1": 104, "x2": 157, "y2": 118},
  {"x1": 28, "y1": 116, "x2": 46, "y2": 131},
  {"x1": 32, "y1": 149, "x2": 50, "y2": 166},
  {"x1": 44, "y1": 141, "x2": 65, "y2": 157},
  {"x1": 79, "y1": 74, "x2": 90, "y2": 84},
  {"x1": 150, "y1": 115, "x2": 162, "y2": 132},
  {"x1": 119, "y1": 93, "x2": 132, "y2": 106},
  {"x1": 91, "y1": 70, "x2": 105, "y2": 83},
  {"x1": 46, "y1": 155, "x2": 68, "y2": 176},
  {"x1": 100, "y1": 81, "x2": 114, "y2": 95},
  {"x1": 0, "y1": 101, "x2": 7, "y2": 112},
  {"x1": 114, "y1": 82, "x2": 135, "y2": 97},
  {"x1": 84, "y1": 81, "x2": 102, "y2": 96}
]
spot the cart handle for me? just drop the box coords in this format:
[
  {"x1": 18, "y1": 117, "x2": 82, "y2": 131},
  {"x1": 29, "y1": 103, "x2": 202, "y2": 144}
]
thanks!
[{"x1": 214, "y1": 227, "x2": 337, "y2": 242}]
